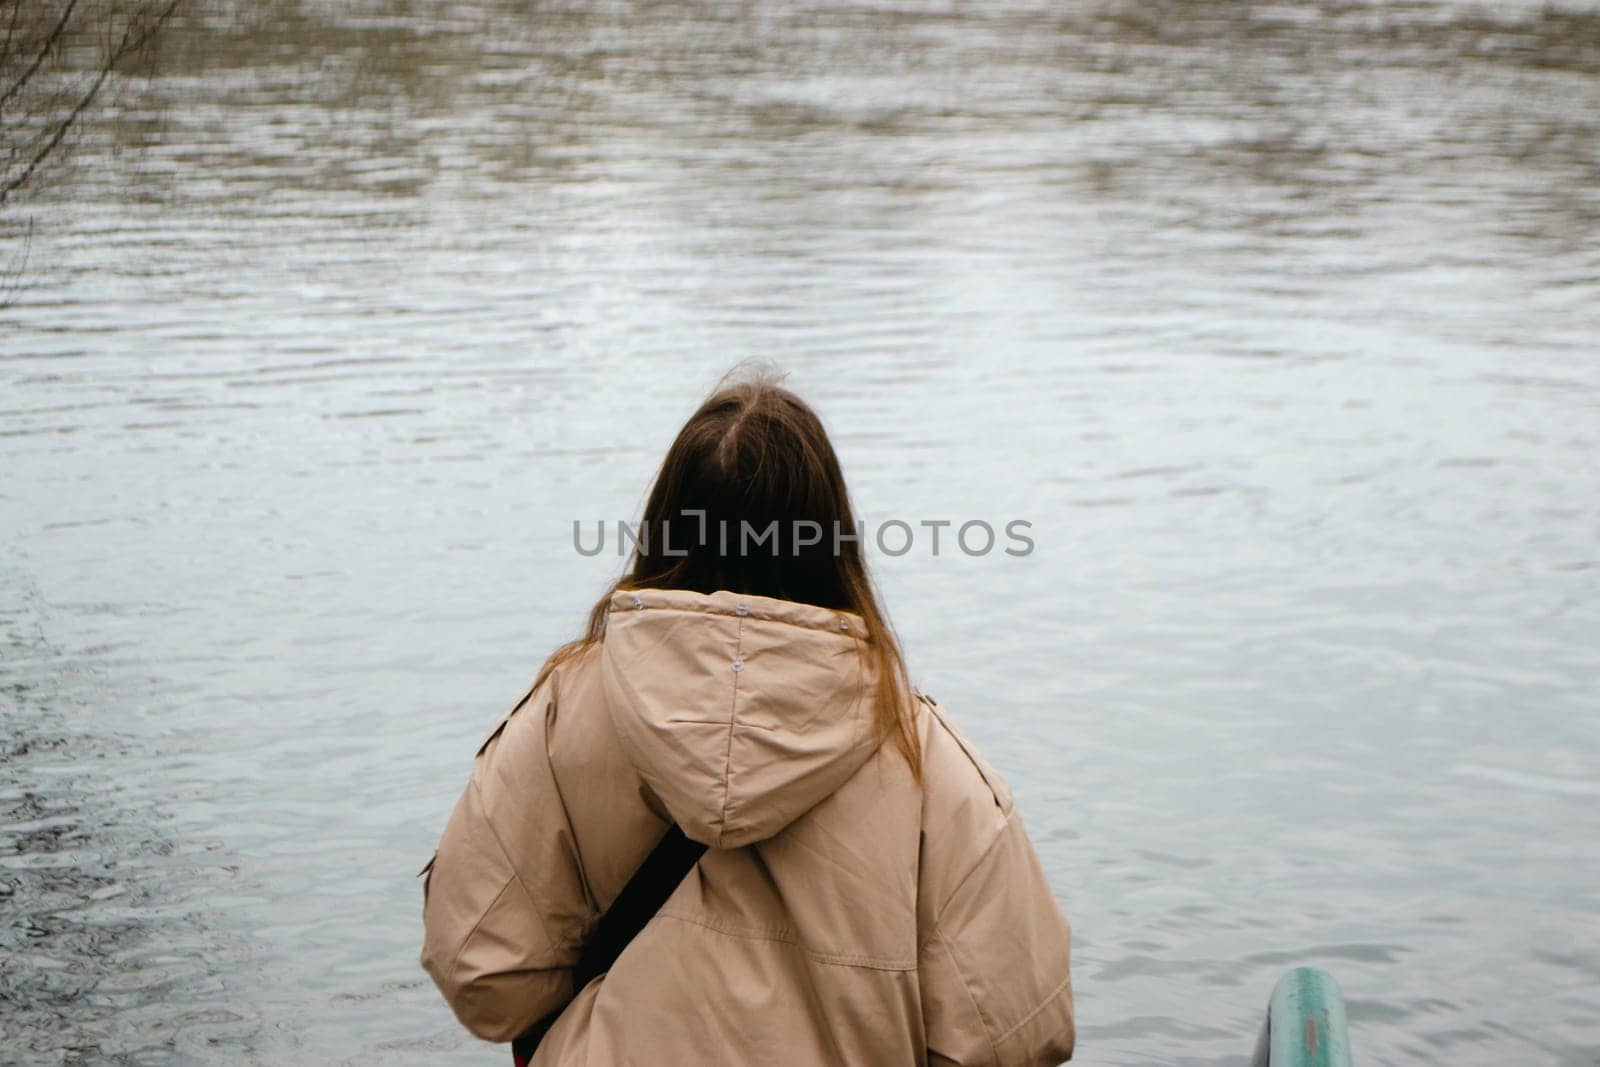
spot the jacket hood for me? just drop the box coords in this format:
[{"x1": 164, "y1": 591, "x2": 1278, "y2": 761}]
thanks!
[{"x1": 599, "y1": 587, "x2": 880, "y2": 849}]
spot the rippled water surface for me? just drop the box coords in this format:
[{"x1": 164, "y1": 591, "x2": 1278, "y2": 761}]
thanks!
[{"x1": 3, "y1": 1, "x2": 1599, "y2": 1063}]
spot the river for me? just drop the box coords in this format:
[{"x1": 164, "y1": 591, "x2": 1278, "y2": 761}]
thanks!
[{"x1": 2, "y1": 1, "x2": 1597, "y2": 1063}]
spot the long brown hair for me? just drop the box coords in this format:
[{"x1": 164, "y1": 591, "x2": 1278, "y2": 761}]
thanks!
[{"x1": 536, "y1": 368, "x2": 921, "y2": 780}]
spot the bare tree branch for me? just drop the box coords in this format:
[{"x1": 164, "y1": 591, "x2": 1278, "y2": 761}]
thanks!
[
  {"x1": 1, "y1": 1, "x2": 29, "y2": 74},
  {"x1": 0, "y1": 0, "x2": 180, "y2": 209},
  {"x1": 2, "y1": 59, "x2": 107, "y2": 204},
  {"x1": 0, "y1": 0, "x2": 79, "y2": 115}
]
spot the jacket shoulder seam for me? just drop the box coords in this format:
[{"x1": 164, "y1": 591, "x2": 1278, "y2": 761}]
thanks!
[
  {"x1": 931, "y1": 924, "x2": 1002, "y2": 1067},
  {"x1": 443, "y1": 870, "x2": 518, "y2": 987},
  {"x1": 472, "y1": 744, "x2": 587, "y2": 952},
  {"x1": 476, "y1": 675, "x2": 545, "y2": 756},
  {"x1": 921, "y1": 805, "x2": 1021, "y2": 950},
  {"x1": 919, "y1": 694, "x2": 1014, "y2": 817},
  {"x1": 475, "y1": 728, "x2": 548, "y2": 925},
  {"x1": 992, "y1": 968, "x2": 1073, "y2": 1047}
]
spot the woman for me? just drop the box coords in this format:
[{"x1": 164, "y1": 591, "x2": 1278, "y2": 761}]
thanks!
[{"x1": 420, "y1": 373, "x2": 1075, "y2": 1065}]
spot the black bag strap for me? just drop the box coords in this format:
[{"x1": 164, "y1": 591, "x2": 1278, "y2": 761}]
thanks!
[{"x1": 512, "y1": 825, "x2": 707, "y2": 1064}]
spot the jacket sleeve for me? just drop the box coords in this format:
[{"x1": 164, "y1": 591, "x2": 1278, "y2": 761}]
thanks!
[
  {"x1": 919, "y1": 806, "x2": 1075, "y2": 1066},
  {"x1": 419, "y1": 680, "x2": 596, "y2": 1042}
]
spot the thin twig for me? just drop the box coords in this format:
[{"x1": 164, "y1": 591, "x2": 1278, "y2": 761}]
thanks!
[
  {"x1": 1, "y1": 63, "x2": 108, "y2": 204},
  {"x1": 0, "y1": 0, "x2": 80, "y2": 114},
  {"x1": 0, "y1": 0, "x2": 28, "y2": 73},
  {"x1": 0, "y1": 0, "x2": 179, "y2": 206},
  {"x1": 0, "y1": 213, "x2": 34, "y2": 309}
]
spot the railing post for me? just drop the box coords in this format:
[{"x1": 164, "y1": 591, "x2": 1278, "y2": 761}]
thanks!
[{"x1": 1251, "y1": 967, "x2": 1353, "y2": 1067}]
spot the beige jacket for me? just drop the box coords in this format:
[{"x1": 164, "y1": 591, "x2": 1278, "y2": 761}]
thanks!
[{"x1": 420, "y1": 588, "x2": 1074, "y2": 1066}]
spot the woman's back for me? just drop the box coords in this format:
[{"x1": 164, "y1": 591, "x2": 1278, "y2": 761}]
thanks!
[{"x1": 421, "y1": 588, "x2": 1075, "y2": 1065}]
